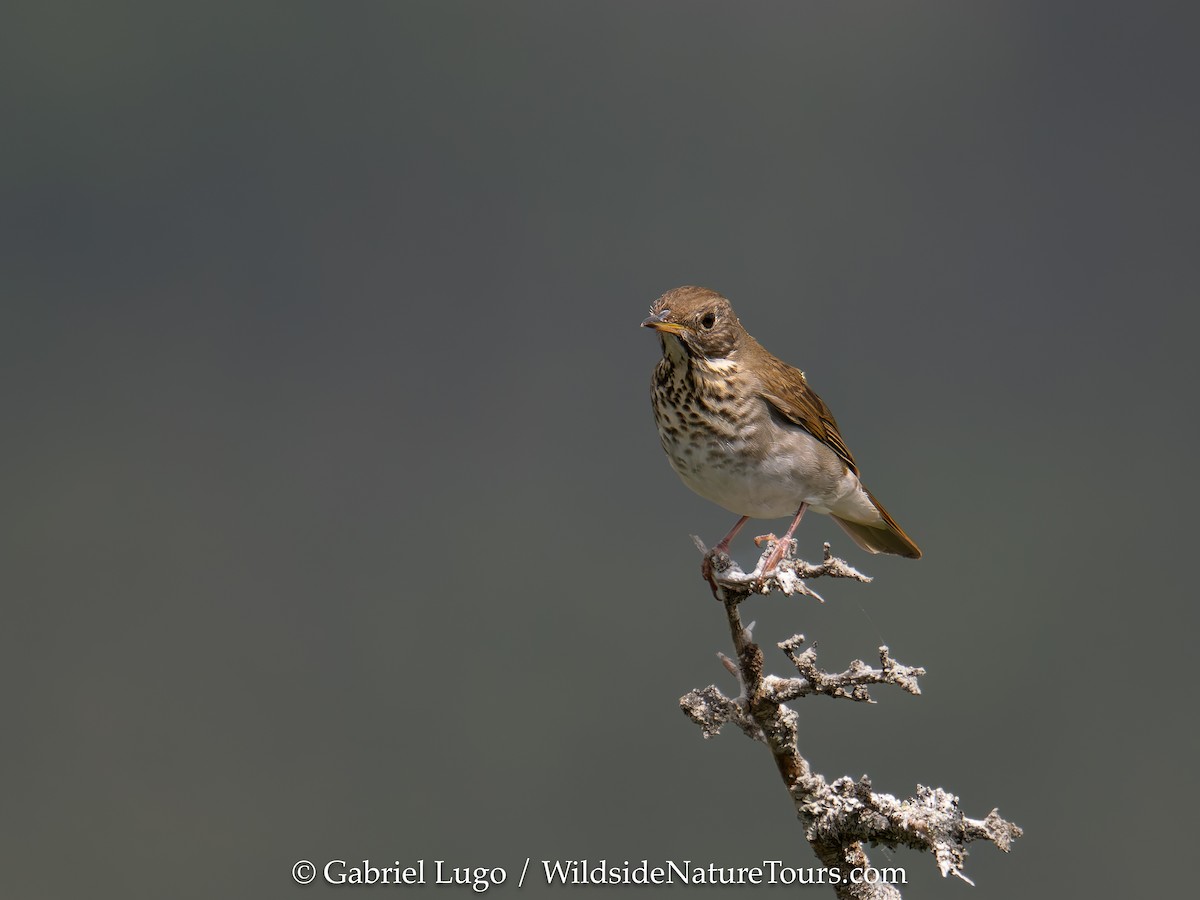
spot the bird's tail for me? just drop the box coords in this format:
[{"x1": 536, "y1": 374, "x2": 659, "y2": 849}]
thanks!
[{"x1": 832, "y1": 489, "x2": 922, "y2": 559}]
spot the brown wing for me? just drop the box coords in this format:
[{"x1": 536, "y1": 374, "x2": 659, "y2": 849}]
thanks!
[{"x1": 758, "y1": 355, "x2": 859, "y2": 475}]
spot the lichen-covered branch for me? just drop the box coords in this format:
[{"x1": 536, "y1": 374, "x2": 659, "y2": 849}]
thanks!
[
  {"x1": 680, "y1": 538, "x2": 1021, "y2": 898},
  {"x1": 765, "y1": 638, "x2": 924, "y2": 703},
  {"x1": 693, "y1": 534, "x2": 871, "y2": 603}
]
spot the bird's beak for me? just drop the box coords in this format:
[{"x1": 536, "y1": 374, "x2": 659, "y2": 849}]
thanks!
[{"x1": 641, "y1": 309, "x2": 687, "y2": 335}]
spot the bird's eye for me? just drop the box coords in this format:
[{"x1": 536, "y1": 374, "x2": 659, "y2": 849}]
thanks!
[{"x1": 700, "y1": 312, "x2": 716, "y2": 329}]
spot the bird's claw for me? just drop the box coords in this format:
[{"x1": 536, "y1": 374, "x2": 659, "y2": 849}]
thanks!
[
  {"x1": 701, "y1": 548, "x2": 733, "y2": 582},
  {"x1": 752, "y1": 534, "x2": 797, "y2": 584}
]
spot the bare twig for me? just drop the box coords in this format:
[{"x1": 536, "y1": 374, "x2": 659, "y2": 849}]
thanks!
[{"x1": 679, "y1": 539, "x2": 1021, "y2": 898}]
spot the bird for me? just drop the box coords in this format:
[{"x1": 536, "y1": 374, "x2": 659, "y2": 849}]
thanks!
[{"x1": 642, "y1": 285, "x2": 921, "y2": 576}]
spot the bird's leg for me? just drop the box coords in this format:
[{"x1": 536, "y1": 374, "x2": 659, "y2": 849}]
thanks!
[
  {"x1": 714, "y1": 515, "x2": 750, "y2": 556},
  {"x1": 701, "y1": 515, "x2": 750, "y2": 579},
  {"x1": 757, "y1": 503, "x2": 808, "y2": 576}
]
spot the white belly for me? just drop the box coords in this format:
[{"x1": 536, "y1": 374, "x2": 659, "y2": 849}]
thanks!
[{"x1": 663, "y1": 416, "x2": 865, "y2": 519}]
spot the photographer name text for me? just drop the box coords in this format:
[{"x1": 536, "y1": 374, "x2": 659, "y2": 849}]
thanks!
[{"x1": 292, "y1": 858, "x2": 906, "y2": 890}]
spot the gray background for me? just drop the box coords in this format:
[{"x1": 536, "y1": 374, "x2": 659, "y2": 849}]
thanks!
[{"x1": 4, "y1": 2, "x2": 1197, "y2": 897}]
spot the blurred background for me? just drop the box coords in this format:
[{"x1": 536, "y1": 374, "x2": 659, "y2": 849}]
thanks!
[{"x1": 4, "y1": 2, "x2": 1197, "y2": 897}]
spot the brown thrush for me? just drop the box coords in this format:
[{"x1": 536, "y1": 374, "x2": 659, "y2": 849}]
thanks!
[{"x1": 643, "y1": 285, "x2": 921, "y2": 575}]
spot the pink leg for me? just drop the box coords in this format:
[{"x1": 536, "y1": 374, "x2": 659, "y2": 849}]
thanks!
[
  {"x1": 760, "y1": 503, "x2": 808, "y2": 575},
  {"x1": 702, "y1": 515, "x2": 750, "y2": 580},
  {"x1": 713, "y1": 515, "x2": 750, "y2": 555}
]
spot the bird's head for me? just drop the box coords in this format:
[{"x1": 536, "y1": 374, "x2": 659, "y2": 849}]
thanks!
[{"x1": 641, "y1": 286, "x2": 744, "y2": 359}]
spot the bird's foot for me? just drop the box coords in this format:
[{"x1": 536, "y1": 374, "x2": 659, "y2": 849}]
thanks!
[
  {"x1": 752, "y1": 533, "x2": 797, "y2": 583},
  {"x1": 701, "y1": 547, "x2": 734, "y2": 582}
]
